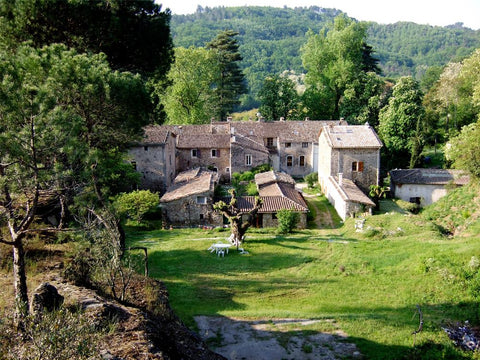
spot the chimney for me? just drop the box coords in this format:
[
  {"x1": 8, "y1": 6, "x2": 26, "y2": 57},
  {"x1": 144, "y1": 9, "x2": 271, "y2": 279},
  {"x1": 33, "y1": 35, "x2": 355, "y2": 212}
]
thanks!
[
  {"x1": 305, "y1": 117, "x2": 310, "y2": 121},
  {"x1": 280, "y1": 117, "x2": 285, "y2": 121},
  {"x1": 227, "y1": 116, "x2": 233, "y2": 122},
  {"x1": 338, "y1": 173, "x2": 343, "y2": 186}
]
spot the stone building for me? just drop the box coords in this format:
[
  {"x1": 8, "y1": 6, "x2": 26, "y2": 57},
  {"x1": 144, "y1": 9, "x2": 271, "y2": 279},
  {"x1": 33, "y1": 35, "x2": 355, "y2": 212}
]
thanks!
[
  {"x1": 128, "y1": 126, "x2": 176, "y2": 193},
  {"x1": 159, "y1": 168, "x2": 222, "y2": 226},
  {"x1": 318, "y1": 123, "x2": 382, "y2": 220},
  {"x1": 390, "y1": 168, "x2": 469, "y2": 206}
]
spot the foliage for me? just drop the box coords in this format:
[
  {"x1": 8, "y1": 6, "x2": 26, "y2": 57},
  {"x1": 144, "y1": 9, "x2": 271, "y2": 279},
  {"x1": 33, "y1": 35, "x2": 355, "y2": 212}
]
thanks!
[
  {"x1": 161, "y1": 46, "x2": 220, "y2": 124},
  {"x1": 393, "y1": 199, "x2": 420, "y2": 214},
  {"x1": 0, "y1": 0, "x2": 174, "y2": 76},
  {"x1": 378, "y1": 76, "x2": 426, "y2": 168},
  {"x1": 113, "y1": 190, "x2": 159, "y2": 224},
  {"x1": 0, "y1": 307, "x2": 103, "y2": 360},
  {"x1": 301, "y1": 14, "x2": 381, "y2": 119},
  {"x1": 172, "y1": 6, "x2": 480, "y2": 108},
  {"x1": 245, "y1": 181, "x2": 259, "y2": 196},
  {"x1": 276, "y1": 208, "x2": 300, "y2": 234},
  {"x1": 258, "y1": 74, "x2": 300, "y2": 120},
  {"x1": 445, "y1": 122, "x2": 480, "y2": 180},
  {"x1": 207, "y1": 30, "x2": 247, "y2": 120},
  {"x1": 304, "y1": 172, "x2": 318, "y2": 189}
]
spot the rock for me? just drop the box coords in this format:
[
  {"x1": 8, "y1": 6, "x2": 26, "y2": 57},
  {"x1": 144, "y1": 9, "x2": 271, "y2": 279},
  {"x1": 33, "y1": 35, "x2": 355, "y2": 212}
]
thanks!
[{"x1": 30, "y1": 282, "x2": 64, "y2": 315}]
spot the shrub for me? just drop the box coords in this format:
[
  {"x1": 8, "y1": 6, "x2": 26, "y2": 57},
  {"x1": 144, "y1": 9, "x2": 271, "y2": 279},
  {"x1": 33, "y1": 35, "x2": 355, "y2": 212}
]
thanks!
[
  {"x1": 246, "y1": 181, "x2": 259, "y2": 195},
  {"x1": 113, "y1": 190, "x2": 159, "y2": 224},
  {"x1": 276, "y1": 208, "x2": 300, "y2": 234},
  {"x1": 304, "y1": 172, "x2": 318, "y2": 188},
  {"x1": 394, "y1": 199, "x2": 420, "y2": 214}
]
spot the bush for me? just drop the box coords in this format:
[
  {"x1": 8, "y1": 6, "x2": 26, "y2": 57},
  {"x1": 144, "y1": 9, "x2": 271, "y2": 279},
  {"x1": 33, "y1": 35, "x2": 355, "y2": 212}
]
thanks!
[
  {"x1": 276, "y1": 208, "x2": 300, "y2": 234},
  {"x1": 113, "y1": 190, "x2": 159, "y2": 224},
  {"x1": 304, "y1": 172, "x2": 318, "y2": 188},
  {"x1": 394, "y1": 199, "x2": 420, "y2": 214},
  {"x1": 246, "y1": 181, "x2": 259, "y2": 195}
]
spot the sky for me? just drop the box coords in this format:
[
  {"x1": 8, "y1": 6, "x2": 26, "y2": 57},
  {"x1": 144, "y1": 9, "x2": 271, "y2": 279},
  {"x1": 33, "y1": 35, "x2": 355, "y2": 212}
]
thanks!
[{"x1": 157, "y1": 0, "x2": 480, "y2": 30}]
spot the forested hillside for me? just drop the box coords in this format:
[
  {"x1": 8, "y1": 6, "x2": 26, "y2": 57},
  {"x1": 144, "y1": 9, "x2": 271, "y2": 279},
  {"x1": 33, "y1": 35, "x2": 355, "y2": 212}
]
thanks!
[{"x1": 171, "y1": 6, "x2": 480, "y2": 107}]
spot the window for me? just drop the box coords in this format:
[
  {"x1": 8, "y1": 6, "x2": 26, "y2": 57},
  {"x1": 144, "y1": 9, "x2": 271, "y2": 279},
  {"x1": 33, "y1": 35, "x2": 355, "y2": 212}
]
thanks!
[
  {"x1": 299, "y1": 155, "x2": 305, "y2": 167},
  {"x1": 286, "y1": 155, "x2": 293, "y2": 167},
  {"x1": 191, "y1": 149, "x2": 198, "y2": 158},
  {"x1": 199, "y1": 214, "x2": 205, "y2": 220},
  {"x1": 225, "y1": 167, "x2": 230, "y2": 173},
  {"x1": 196, "y1": 196, "x2": 207, "y2": 204},
  {"x1": 211, "y1": 149, "x2": 219, "y2": 158},
  {"x1": 285, "y1": 142, "x2": 291, "y2": 148},
  {"x1": 131, "y1": 161, "x2": 137, "y2": 171},
  {"x1": 266, "y1": 137, "x2": 274, "y2": 147},
  {"x1": 144, "y1": 146, "x2": 148, "y2": 151},
  {"x1": 245, "y1": 154, "x2": 252, "y2": 166},
  {"x1": 302, "y1": 142, "x2": 309, "y2": 148},
  {"x1": 352, "y1": 161, "x2": 364, "y2": 172}
]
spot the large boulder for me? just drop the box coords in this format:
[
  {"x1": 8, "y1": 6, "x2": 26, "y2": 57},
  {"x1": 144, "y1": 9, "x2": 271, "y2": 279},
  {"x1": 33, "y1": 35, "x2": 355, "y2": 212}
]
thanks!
[{"x1": 30, "y1": 282, "x2": 64, "y2": 316}]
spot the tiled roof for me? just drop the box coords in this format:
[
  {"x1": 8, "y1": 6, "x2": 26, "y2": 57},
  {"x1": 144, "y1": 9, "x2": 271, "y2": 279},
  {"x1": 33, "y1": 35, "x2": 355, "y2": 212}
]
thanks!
[
  {"x1": 255, "y1": 171, "x2": 295, "y2": 187},
  {"x1": 160, "y1": 168, "x2": 217, "y2": 202},
  {"x1": 235, "y1": 195, "x2": 308, "y2": 213},
  {"x1": 329, "y1": 176, "x2": 376, "y2": 206},
  {"x1": 231, "y1": 134, "x2": 269, "y2": 154},
  {"x1": 139, "y1": 125, "x2": 173, "y2": 144},
  {"x1": 390, "y1": 168, "x2": 469, "y2": 185},
  {"x1": 230, "y1": 120, "x2": 342, "y2": 142},
  {"x1": 177, "y1": 134, "x2": 231, "y2": 149},
  {"x1": 321, "y1": 124, "x2": 383, "y2": 149}
]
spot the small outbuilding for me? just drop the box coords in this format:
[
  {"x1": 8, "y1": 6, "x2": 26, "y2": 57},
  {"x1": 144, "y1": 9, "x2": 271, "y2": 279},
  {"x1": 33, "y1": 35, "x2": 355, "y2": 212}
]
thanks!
[{"x1": 390, "y1": 168, "x2": 469, "y2": 206}]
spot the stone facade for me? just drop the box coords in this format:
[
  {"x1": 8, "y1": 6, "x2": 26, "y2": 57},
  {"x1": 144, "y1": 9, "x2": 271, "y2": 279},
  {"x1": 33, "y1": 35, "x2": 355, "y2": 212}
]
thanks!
[{"x1": 128, "y1": 127, "x2": 176, "y2": 193}]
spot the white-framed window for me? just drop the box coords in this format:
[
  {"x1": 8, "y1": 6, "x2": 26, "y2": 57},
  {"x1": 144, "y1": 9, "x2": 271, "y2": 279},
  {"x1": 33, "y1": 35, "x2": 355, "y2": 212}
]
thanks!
[
  {"x1": 302, "y1": 142, "x2": 309, "y2": 148},
  {"x1": 299, "y1": 155, "x2": 305, "y2": 167},
  {"x1": 286, "y1": 155, "x2": 293, "y2": 167},
  {"x1": 191, "y1": 149, "x2": 198, "y2": 158},
  {"x1": 225, "y1": 167, "x2": 230, "y2": 173},
  {"x1": 245, "y1": 154, "x2": 252, "y2": 166},
  {"x1": 211, "y1": 149, "x2": 219, "y2": 158},
  {"x1": 196, "y1": 196, "x2": 207, "y2": 204},
  {"x1": 266, "y1": 137, "x2": 274, "y2": 147},
  {"x1": 352, "y1": 161, "x2": 364, "y2": 172}
]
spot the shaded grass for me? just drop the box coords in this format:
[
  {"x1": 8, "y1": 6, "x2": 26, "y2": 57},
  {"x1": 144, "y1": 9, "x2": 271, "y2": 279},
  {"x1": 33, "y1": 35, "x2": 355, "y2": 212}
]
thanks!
[{"x1": 127, "y1": 201, "x2": 480, "y2": 359}]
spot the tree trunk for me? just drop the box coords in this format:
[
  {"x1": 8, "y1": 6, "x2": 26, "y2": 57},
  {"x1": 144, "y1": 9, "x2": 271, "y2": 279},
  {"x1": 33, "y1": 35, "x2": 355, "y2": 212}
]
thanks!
[{"x1": 13, "y1": 237, "x2": 29, "y2": 325}]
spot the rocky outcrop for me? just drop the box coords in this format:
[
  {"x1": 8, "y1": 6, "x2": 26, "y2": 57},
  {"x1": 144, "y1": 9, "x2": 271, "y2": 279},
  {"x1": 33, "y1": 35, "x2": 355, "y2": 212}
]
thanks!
[
  {"x1": 30, "y1": 282, "x2": 64, "y2": 316},
  {"x1": 49, "y1": 277, "x2": 225, "y2": 360}
]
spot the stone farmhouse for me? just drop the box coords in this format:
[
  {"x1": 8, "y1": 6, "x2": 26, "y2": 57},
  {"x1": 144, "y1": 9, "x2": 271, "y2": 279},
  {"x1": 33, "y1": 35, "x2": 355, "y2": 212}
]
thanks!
[
  {"x1": 129, "y1": 119, "x2": 383, "y2": 224},
  {"x1": 318, "y1": 123, "x2": 382, "y2": 220},
  {"x1": 128, "y1": 118, "x2": 347, "y2": 191}
]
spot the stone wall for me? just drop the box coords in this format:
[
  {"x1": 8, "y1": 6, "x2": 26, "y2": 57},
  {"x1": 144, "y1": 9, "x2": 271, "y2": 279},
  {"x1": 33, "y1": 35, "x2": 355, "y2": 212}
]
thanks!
[
  {"x1": 128, "y1": 136, "x2": 176, "y2": 194},
  {"x1": 231, "y1": 143, "x2": 269, "y2": 174},
  {"x1": 277, "y1": 141, "x2": 314, "y2": 178},
  {"x1": 162, "y1": 192, "x2": 223, "y2": 227},
  {"x1": 176, "y1": 147, "x2": 231, "y2": 183}
]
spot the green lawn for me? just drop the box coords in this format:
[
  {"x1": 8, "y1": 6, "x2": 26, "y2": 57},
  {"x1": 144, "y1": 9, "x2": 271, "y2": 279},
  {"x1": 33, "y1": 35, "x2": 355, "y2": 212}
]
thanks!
[{"x1": 127, "y1": 199, "x2": 480, "y2": 359}]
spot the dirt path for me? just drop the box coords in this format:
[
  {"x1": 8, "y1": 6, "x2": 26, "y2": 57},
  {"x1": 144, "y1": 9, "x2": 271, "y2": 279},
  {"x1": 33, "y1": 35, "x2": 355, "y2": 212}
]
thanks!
[
  {"x1": 195, "y1": 316, "x2": 361, "y2": 360},
  {"x1": 296, "y1": 184, "x2": 335, "y2": 229}
]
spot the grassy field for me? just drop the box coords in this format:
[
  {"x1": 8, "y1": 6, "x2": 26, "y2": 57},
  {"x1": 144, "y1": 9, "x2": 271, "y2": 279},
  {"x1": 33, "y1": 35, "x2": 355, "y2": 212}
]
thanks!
[{"x1": 127, "y1": 189, "x2": 480, "y2": 359}]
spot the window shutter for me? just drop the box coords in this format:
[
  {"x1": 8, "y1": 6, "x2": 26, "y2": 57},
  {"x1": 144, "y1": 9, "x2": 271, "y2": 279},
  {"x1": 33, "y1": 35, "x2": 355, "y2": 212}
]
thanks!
[
  {"x1": 217, "y1": 149, "x2": 220, "y2": 157},
  {"x1": 197, "y1": 149, "x2": 201, "y2": 158},
  {"x1": 358, "y1": 161, "x2": 364, "y2": 172}
]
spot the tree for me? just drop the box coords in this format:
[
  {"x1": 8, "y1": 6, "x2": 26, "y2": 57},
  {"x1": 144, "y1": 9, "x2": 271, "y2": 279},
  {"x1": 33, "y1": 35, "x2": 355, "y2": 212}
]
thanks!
[
  {"x1": 213, "y1": 189, "x2": 261, "y2": 249},
  {"x1": 258, "y1": 75, "x2": 299, "y2": 120},
  {"x1": 0, "y1": 0, "x2": 174, "y2": 76},
  {"x1": 207, "y1": 29, "x2": 247, "y2": 120},
  {"x1": 0, "y1": 44, "x2": 147, "y2": 323},
  {"x1": 445, "y1": 122, "x2": 480, "y2": 180},
  {"x1": 161, "y1": 47, "x2": 220, "y2": 124},
  {"x1": 113, "y1": 190, "x2": 159, "y2": 225},
  {"x1": 378, "y1": 76, "x2": 425, "y2": 169},
  {"x1": 301, "y1": 14, "x2": 380, "y2": 119}
]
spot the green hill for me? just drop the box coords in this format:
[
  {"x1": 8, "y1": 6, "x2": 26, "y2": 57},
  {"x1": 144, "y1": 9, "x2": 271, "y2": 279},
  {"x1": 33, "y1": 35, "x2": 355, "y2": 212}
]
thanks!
[{"x1": 171, "y1": 6, "x2": 480, "y2": 108}]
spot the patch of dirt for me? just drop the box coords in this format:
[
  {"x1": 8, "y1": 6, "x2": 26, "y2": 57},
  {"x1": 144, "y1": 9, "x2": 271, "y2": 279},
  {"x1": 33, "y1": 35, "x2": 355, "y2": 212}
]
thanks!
[{"x1": 195, "y1": 316, "x2": 362, "y2": 360}]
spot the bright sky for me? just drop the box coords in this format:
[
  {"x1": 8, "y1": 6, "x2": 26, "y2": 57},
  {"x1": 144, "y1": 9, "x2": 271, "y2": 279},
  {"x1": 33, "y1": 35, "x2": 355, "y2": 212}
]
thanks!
[{"x1": 157, "y1": 0, "x2": 480, "y2": 30}]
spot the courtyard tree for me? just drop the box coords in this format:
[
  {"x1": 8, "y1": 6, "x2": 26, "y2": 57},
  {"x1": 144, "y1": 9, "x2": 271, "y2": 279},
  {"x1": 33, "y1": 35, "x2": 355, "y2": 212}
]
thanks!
[
  {"x1": 207, "y1": 29, "x2": 247, "y2": 120},
  {"x1": 0, "y1": 44, "x2": 148, "y2": 324},
  {"x1": 213, "y1": 189, "x2": 262, "y2": 249}
]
